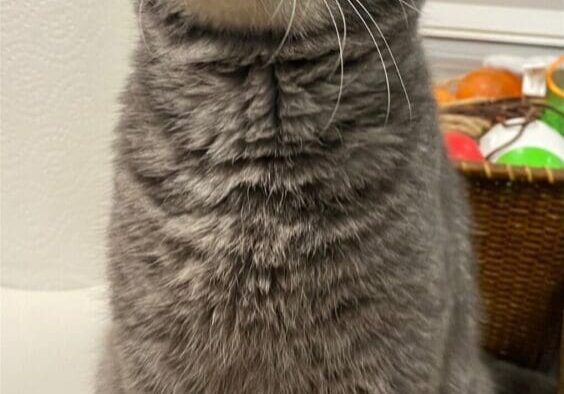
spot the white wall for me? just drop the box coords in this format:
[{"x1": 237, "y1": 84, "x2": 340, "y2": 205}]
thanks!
[{"x1": 1, "y1": 0, "x2": 135, "y2": 290}]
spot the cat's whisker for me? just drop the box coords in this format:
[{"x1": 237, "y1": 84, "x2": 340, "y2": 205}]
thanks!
[
  {"x1": 397, "y1": 0, "x2": 410, "y2": 26},
  {"x1": 257, "y1": 0, "x2": 270, "y2": 14},
  {"x1": 321, "y1": 0, "x2": 345, "y2": 131},
  {"x1": 330, "y1": 0, "x2": 347, "y2": 74},
  {"x1": 399, "y1": 0, "x2": 422, "y2": 14},
  {"x1": 270, "y1": 0, "x2": 286, "y2": 22},
  {"x1": 139, "y1": 0, "x2": 176, "y2": 64},
  {"x1": 269, "y1": 0, "x2": 297, "y2": 62},
  {"x1": 345, "y1": 0, "x2": 391, "y2": 124},
  {"x1": 335, "y1": 0, "x2": 347, "y2": 60},
  {"x1": 138, "y1": 0, "x2": 154, "y2": 57},
  {"x1": 354, "y1": 0, "x2": 413, "y2": 120}
]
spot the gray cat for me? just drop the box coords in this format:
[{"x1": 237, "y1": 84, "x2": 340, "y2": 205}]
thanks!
[{"x1": 98, "y1": 1, "x2": 553, "y2": 393}]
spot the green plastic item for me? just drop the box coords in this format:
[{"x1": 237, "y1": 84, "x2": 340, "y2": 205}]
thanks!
[
  {"x1": 496, "y1": 147, "x2": 564, "y2": 169},
  {"x1": 542, "y1": 87, "x2": 564, "y2": 134},
  {"x1": 541, "y1": 57, "x2": 564, "y2": 134}
]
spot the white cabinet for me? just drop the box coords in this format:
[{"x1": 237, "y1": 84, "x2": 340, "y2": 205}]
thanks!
[
  {"x1": 422, "y1": 0, "x2": 563, "y2": 79},
  {"x1": 422, "y1": 0, "x2": 564, "y2": 47}
]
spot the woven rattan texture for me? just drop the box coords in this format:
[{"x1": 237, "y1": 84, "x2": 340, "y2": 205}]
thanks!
[{"x1": 459, "y1": 163, "x2": 564, "y2": 368}]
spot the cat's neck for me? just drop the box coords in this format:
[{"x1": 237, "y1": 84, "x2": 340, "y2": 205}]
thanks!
[
  {"x1": 131, "y1": 21, "x2": 431, "y2": 164},
  {"x1": 119, "y1": 22, "x2": 440, "y2": 270}
]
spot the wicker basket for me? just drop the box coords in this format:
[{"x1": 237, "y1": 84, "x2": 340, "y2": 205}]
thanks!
[
  {"x1": 436, "y1": 92, "x2": 564, "y2": 368},
  {"x1": 455, "y1": 160, "x2": 564, "y2": 369}
]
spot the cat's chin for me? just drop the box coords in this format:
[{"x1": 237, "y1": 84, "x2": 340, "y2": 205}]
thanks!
[{"x1": 170, "y1": 0, "x2": 329, "y2": 33}]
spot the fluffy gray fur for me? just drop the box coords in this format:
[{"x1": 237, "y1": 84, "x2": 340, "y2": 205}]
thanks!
[{"x1": 98, "y1": 1, "x2": 551, "y2": 393}]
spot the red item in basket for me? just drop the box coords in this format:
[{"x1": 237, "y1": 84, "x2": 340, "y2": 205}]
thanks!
[{"x1": 443, "y1": 131, "x2": 484, "y2": 161}]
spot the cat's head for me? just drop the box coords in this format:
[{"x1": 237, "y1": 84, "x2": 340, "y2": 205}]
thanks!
[{"x1": 144, "y1": 0, "x2": 423, "y2": 34}]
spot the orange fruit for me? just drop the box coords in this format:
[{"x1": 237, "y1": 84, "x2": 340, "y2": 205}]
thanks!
[
  {"x1": 456, "y1": 67, "x2": 522, "y2": 100},
  {"x1": 433, "y1": 86, "x2": 456, "y2": 105}
]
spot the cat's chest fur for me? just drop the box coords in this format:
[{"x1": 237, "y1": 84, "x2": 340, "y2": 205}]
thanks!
[
  {"x1": 103, "y1": 23, "x2": 466, "y2": 392},
  {"x1": 110, "y1": 162, "x2": 448, "y2": 393}
]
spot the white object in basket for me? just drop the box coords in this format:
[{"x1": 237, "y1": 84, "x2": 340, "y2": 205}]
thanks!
[{"x1": 479, "y1": 118, "x2": 564, "y2": 163}]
